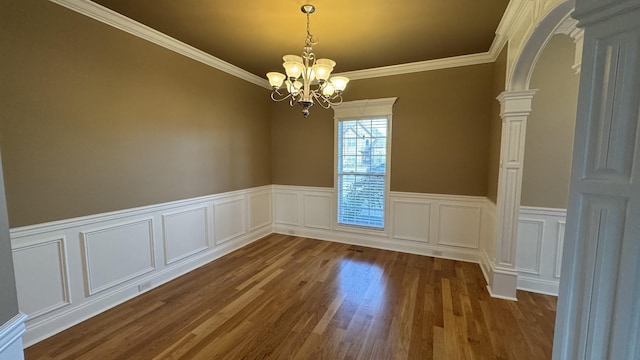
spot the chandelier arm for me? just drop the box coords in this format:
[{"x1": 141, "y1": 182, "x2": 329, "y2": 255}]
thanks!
[
  {"x1": 289, "y1": 94, "x2": 301, "y2": 107},
  {"x1": 270, "y1": 90, "x2": 293, "y2": 102},
  {"x1": 330, "y1": 95, "x2": 344, "y2": 106},
  {"x1": 311, "y1": 92, "x2": 330, "y2": 109},
  {"x1": 313, "y1": 92, "x2": 340, "y2": 109},
  {"x1": 325, "y1": 93, "x2": 345, "y2": 107}
]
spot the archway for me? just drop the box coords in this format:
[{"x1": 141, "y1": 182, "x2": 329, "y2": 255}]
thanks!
[{"x1": 488, "y1": 0, "x2": 581, "y2": 299}]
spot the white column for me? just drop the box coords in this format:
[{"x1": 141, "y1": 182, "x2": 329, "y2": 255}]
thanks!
[
  {"x1": 489, "y1": 90, "x2": 537, "y2": 300},
  {"x1": 553, "y1": 2, "x2": 640, "y2": 359},
  {"x1": 0, "y1": 314, "x2": 27, "y2": 360},
  {"x1": 571, "y1": 30, "x2": 584, "y2": 74}
]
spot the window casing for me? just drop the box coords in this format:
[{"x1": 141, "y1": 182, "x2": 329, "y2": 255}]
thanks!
[{"x1": 333, "y1": 98, "x2": 396, "y2": 231}]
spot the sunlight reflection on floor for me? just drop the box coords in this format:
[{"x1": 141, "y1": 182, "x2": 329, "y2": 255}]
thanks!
[{"x1": 337, "y1": 258, "x2": 387, "y2": 320}]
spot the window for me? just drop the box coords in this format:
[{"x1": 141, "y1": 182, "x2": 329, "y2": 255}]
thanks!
[
  {"x1": 334, "y1": 98, "x2": 396, "y2": 230},
  {"x1": 337, "y1": 118, "x2": 388, "y2": 227}
]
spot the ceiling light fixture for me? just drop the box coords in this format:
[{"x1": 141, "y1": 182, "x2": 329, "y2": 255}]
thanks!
[{"x1": 266, "y1": 4, "x2": 349, "y2": 118}]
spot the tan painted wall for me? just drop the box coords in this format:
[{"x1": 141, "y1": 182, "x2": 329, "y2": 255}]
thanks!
[
  {"x1": 270, "y1": 103, "x2": 335, "y2": 187},
  {"x1": 486, "y1": 47, "x2": 508, "y2": 203},
  {"x1": 521, "y1": 35, "x2": 579, "y2": 208},
  {"x1": 0, "y1": 0, "x2": 272, "y2": 227},
  {"x1": 271, "y1": 64, "x2": 494, "y2": 196}
]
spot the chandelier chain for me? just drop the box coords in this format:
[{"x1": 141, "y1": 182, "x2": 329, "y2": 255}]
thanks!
[{"x1": 305, "y1": 12, "x2": 317, "y2": 47}]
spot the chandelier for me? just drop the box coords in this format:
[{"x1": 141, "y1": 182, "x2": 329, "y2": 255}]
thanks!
[{"x1": 266, "y1": 4, "x2": 349, "y2": 118}]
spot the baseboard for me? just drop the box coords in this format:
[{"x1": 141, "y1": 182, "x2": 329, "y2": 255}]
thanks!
[
  {"x1": 479, "y1": 249, "x2": 494, "y2": 287},
  {"x1": 517, "y1": 276, "x2": 559, "y2": 296},
  {"x1": 273, "y1": 225, "x2": 482, "y2": 265},
  {"x1": 486, "y1": 266, "x2": 519, "y2": 301},
  {"x1": 0, "y1": 313, "x2": 27, "y2": 360}
]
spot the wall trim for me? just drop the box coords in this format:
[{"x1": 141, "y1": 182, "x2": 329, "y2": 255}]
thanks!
[
  {"x1": 487, "y1": 266, "x2": 519, "y2": 301},
  {"x1": 517, "y1": 277, "x2": 559, "y2": 296},
  {"x1": 0, "y1": 313, "x2": 27, "y2": 360},
  {"x1": 10, "y1": 185, "x2": 272, "y2": 238},
  {"x1": 81, "y1": 218, "x2": 156, "y2": 296},
  {"x1": 390, "y1": 191, "x2": 487, "y2": 203},
  {"x1": 519, "y1": 205, "x2": 567, "y2": 217},
  {"x1": 11, "y1": 186, "x2": 273, "y2": 347},
  {"x1": 213, "y1": 197, "x2": 247, "y2": 245},
  {"x1": 515, "y1": 205, "x2": 567, "y2": 296},
  {"x1": 11, "y1": 237, "x2": 72, "y2": 320},
  {"x1": 515, "y1": 218, "x2": 544, "y2": 275},
  {"x1": 161, "y1": 206, "x2": 210, "y2": 265},
  {"x1": 479, "y1": 199, "x2": 497, "y2": 291},
  {"x1": 273, "y1": 185, "x2": 487, "y2": 265},
  {"x1": 12, "y1": 185, "x2": 559, "y2": 347},
  {"x1": 334, "y1": 53, "x2": 495, "y2": 80},
  {"x1": 480, "y1": 249, "x2": 494, "y2": 288},
  {"x1": 273, "y1": 225, "x2": 482, "y2": 264},
  {"x1": 48, "y1": 0, "x2": 519, "y2": 85},
  {"x1": 48, "y1": 0, "x2": 270, "y2": 89}
]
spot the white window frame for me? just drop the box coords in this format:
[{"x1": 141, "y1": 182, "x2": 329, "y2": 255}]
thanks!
[{"x1": 333, "y1": 97, "x2": 397, "y2": 234}]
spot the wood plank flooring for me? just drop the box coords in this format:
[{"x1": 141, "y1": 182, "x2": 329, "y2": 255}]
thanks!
[{"x1": 25, "y1": 234, "x2": 557, "y2": 360}]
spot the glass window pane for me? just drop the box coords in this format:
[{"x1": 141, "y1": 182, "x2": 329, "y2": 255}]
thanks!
[{"x1": 337, "y1": 118, "x2": 388, "y2": 229}]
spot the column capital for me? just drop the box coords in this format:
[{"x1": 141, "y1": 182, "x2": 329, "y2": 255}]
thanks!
[{"x1": 497, "y1": 90, "x2": 538, "y2": 117}]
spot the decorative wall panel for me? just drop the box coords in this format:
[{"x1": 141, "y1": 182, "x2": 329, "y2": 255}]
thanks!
[
  {"x1": 81, "y1": 219, "x2": 155, "y2": 295},
  {"x1": 162, "y1": 207, "x2": 208, "y2": 265}
]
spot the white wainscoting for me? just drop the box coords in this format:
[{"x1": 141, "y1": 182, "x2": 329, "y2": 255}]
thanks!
[
  {"x1": 515, "y1": 206, "x2": 567, "y2": 295},
  {"x1": 272, "y1": 185, "x2": 488, "y2": 264},
  {"x1": 12, "y1": 238, "x2": 71, "y2": 320},
  {"x1": 81, "y1": 218, "x2": 156, "y2": 296},
  {"x1": 479, "y1": 200, "x2": 497, "y2": 290},
  {"x1": 162, "y1": 206, "x2": 209, "y2": 265},
  {"x1": 213, "y1": 197, "x2": 246, "y2": 245},
  {"x1": 10, "y1": 185, "x2": 272, "y2": 347},
  {"x1": 11, "y1": 184, "x2": 523, "y2": 347}
]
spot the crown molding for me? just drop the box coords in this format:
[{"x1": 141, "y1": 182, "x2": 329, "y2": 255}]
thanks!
[
  {"x1": 495, "y1": 0, "x2": 530, "y2": 38},
  {"x1": 49, "y1": 0, "x2": 521, "y2": 85},
  {"x1": 49, "y1": 0, "x2": 271, "y2": 89},
  {"x1": 333, "y1": 52, "x2": 495, "y2": 80},
  {"x1": 313, "y1": 0, "x2": 524, "y2": 81}
]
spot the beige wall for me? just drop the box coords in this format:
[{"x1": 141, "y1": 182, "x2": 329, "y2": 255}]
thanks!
[
  {"x1": 271, "y1": 64, "x2": 495, "y2": 196},
  {"x1": 0, "y1": 0, "x2": 272, "y2": 227},
  {"x1": 270, "y1": 103, "x2": 335, "y2": 187},
  {"x1": 486, "y1": 47, "x2": 508, "y2": 204},
  {"x1": 521, "y1": 35, "x2": 579, "y2": 208}
]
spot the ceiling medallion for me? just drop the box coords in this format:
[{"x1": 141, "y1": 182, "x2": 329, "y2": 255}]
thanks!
[{"x1": 266, "y1": 4, "x2": 349, "y2": 117}]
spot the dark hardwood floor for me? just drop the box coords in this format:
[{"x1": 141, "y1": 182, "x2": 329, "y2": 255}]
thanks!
[{"x1": 25, "y1": 234, "x2": 557, "y2": 359}]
